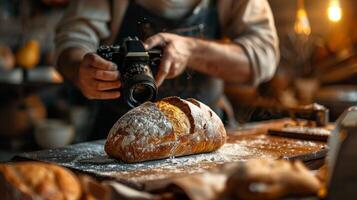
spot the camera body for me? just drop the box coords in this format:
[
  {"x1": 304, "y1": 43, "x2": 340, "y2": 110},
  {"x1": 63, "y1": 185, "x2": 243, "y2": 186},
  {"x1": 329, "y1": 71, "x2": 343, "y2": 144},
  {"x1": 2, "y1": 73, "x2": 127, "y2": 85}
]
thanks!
[{"x1": 97, "y1": 37, "x2": 161, "y2": 107}]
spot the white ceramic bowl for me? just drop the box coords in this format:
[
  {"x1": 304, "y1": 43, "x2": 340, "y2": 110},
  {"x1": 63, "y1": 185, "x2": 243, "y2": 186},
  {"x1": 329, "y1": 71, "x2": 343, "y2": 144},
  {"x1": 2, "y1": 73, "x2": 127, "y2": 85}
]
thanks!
[{"x1": 34, "y1": 119, "x2": 75, "y2": 149}]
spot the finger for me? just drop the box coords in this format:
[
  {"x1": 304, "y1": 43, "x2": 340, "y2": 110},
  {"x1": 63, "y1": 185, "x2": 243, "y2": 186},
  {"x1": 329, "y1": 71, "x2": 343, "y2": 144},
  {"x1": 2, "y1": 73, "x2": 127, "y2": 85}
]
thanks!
[
  {"x1": 90, "y1": 80, "x2": 121, "y2": 91},
  {"x1": 144, "y1": 33, "x2": 169, "y2": 50},
  {"x1": 92, "y1": 68, "x2": 120, "y2": 81},
  {"x1": 87, "y1": 91, "x2": 121, "y2": 100},
  {"x1": 155, "y1": 54, "x2": 172, "y2": 86},
  {"x1": 83, "y1": 53, "x2": 117, "y2": 71}
]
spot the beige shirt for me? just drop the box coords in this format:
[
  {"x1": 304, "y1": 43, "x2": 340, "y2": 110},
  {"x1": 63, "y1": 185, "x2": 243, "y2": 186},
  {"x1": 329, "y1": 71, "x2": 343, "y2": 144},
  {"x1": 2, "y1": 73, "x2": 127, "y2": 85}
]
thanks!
[{"x1": 55, "y1": 0, "x2": 279, "y2": 86}]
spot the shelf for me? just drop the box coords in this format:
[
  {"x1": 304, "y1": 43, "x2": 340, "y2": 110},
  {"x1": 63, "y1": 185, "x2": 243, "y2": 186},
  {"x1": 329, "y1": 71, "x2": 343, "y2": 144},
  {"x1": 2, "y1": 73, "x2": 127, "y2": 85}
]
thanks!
[{"x1": 0, "y1": 66, "x2": 63, "y2": 85}]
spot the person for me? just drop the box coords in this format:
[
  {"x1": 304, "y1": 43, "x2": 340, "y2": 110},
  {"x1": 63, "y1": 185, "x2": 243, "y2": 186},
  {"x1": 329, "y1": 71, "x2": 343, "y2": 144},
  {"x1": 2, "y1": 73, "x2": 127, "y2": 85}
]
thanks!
[{"x1": 55, "y1": 0, "x2": 279, "y2": 139}]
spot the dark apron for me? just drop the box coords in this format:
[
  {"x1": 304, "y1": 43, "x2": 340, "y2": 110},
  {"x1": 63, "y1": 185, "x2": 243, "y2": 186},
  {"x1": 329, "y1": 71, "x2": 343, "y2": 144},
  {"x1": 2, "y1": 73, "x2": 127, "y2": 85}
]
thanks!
[{"x1": 90, "y1": 0, "x2": 224, "y2": 140}]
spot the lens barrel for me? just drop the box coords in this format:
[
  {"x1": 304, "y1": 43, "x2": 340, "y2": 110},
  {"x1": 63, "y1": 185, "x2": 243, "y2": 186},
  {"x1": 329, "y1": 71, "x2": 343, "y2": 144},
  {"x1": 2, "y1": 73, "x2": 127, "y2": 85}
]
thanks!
[{"x1": 123, "y1": 74, "x2": 157, "y2": 107}]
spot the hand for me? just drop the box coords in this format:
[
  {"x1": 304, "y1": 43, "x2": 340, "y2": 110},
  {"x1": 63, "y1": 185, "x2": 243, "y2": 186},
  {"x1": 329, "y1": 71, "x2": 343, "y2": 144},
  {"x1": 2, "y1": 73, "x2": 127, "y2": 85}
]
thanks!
[
  {"x1": 144, "y1": 33, "x2": 195, "y2": 86},
  {"x1": 77, "y1": 53, "x2": 121, "y2": 99}
]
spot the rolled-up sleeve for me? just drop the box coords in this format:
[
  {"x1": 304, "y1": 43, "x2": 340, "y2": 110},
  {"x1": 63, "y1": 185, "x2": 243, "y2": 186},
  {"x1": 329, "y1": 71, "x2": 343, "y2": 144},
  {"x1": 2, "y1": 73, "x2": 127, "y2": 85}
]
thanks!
[
  {"x1": 220, "y1": 0, "x2": 279, "y2": 86},
  {"x1": 55, "y1": 0, "x2": 111, "y2": 59}
]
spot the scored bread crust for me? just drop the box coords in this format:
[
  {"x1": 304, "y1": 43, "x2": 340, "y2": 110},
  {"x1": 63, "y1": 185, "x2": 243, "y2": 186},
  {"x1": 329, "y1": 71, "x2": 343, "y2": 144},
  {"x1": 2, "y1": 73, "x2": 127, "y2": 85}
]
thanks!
[
  {"x1": 0, "y1": 162, "x2": 81, "y2": 200},
  {"x1": 105, "y1": 97, "x2": 226, "y2": 163}
]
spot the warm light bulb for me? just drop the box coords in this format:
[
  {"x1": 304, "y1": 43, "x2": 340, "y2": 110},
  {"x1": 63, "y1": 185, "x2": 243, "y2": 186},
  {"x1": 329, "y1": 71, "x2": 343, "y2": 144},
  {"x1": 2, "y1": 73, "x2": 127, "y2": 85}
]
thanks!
[
  {"x1": 294, "y1": 8, "x2": 311, "y2": 35},
  {"x1": 328, "y1": 0, "x2": 342, "y2": 22}
]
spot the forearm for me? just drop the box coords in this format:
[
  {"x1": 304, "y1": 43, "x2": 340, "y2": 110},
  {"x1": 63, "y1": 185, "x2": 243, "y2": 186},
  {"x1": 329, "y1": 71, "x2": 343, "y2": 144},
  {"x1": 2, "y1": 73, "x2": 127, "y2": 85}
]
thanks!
[
  {"x1": 56, "y1": 47, "x2": 86, "y2": 86},
  {"x1": 188, "y1": 39, "x2": 252, "y2": 84}
]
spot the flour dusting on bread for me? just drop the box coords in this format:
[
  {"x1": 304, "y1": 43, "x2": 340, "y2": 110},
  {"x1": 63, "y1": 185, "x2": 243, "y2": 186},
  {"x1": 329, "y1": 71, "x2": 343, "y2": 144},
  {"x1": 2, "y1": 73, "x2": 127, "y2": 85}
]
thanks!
[
  {"x1": 108, "y1": 102, "x2": 173, "y2": 150},
  {"x1": 105, "y1": 97, "x2": 226, "y2": 163}
]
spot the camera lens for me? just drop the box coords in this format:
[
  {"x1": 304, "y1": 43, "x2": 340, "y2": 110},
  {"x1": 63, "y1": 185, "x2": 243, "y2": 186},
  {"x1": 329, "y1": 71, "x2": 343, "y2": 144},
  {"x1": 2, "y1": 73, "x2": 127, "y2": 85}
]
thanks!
[
  {"x1": 131, "y1": 83, "x2": 154, "y2": 103},
  {"x1": 122, "y1": 73, "x2": 157, "y2": 107}
]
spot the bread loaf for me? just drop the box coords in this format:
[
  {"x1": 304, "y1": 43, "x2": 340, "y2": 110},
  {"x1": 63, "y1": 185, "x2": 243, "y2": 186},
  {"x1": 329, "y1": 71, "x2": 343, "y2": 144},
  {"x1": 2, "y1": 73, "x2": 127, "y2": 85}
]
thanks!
[
  {"x1": 221, "y1": 159, "x2": 321, "y2": 200},
  {"x1": 0, "y1": 162, "x2": 81, "y2": 200},
  {"x1": 105, "y1": 97, "x2": 226, "y2": 163}
]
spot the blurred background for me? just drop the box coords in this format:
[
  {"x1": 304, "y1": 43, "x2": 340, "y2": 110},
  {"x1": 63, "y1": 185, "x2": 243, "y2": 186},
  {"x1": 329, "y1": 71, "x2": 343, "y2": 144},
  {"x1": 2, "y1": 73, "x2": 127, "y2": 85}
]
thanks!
[{"x1": 0, "y1": 0, "x2": 356, "y2": 160}]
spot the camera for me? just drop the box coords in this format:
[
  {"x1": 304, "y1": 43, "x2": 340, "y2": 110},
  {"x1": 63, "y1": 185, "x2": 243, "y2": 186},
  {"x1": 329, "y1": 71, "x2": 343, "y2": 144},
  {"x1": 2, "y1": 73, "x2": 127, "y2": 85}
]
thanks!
[{"x1": 97, "y1": 37, "x2": 162, "y2": 107}]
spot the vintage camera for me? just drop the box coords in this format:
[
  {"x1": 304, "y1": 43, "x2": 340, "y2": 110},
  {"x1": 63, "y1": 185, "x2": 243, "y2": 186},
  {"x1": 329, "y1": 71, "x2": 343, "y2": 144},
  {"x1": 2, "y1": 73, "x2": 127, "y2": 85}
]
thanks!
[{"x1": 97, "y1": 37, "x2": 161, "y2": 107}]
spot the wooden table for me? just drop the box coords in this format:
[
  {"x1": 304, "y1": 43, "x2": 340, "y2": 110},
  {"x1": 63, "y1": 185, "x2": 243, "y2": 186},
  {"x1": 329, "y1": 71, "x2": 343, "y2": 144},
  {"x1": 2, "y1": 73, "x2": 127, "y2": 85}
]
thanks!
[{"x1": 15, "y1": 119, "x2": 328, "y2": 189}]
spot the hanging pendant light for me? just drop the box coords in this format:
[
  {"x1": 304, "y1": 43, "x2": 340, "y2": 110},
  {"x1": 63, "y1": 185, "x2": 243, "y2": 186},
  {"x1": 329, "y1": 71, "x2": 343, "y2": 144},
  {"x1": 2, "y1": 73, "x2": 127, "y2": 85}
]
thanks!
[
  {"x1": 328, "y1": 0, "x2": 342, "y2": 22},
  {"x1": 294, "y1": 0, "x2": 311, "y2": 36}
]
